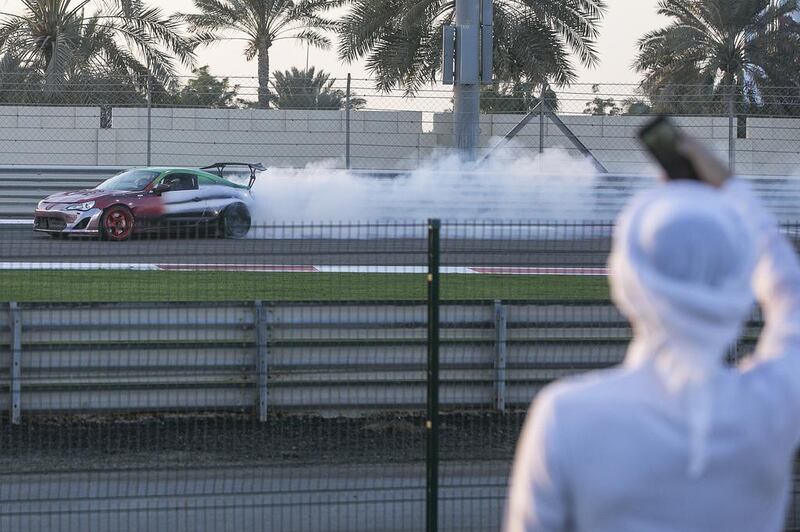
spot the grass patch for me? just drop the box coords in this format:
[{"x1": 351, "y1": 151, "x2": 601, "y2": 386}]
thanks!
[{"x1": 0, "y1": 271, "x2": 610, "y2": 303}]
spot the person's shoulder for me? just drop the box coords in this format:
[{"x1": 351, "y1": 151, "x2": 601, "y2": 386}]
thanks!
[{"x1": 536, "y1": 366, "x2": 636, "y2": 411}]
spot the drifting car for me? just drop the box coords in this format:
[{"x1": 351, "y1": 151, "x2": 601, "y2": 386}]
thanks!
[{"x1": 34, "y1": 162, "x2": 264, "y2": 241}]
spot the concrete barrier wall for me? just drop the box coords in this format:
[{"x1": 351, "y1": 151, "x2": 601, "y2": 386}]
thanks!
[
  {"x1": 1, "y1": 105, "x2": 799, "y2": 174},
  {"x1": 432, "y1": 113, "x2": 800, "y2": 176},
  {"x1": 0, "y1": 106, "x2": 432, "y2": 170}
]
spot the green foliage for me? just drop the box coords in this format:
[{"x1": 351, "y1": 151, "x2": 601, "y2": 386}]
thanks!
[
  {"x1": 582, "y1": 84, "x2": 620, "y2": 115},
  {"x1": 270, "y1": 66, "x2": 366, "y2": 110},
  {"x1": 634, "y1": 0, "x2": 800, "y2": 115},
  {"x1": 0, "y1": 52, "x2": 145, "y2": 105},
  {"x1": 0, "y1": 270, "x2": 610, "y2": 302},
  {"x1": 583, "y1": 97, "x2": 620, "y2": 115},
  {"x1": 0, "y1": 0, "x2": 195, "y2": 93},
  {"x1": 178, "y1": 0, "x2": 337, "y2": 108},
  {"x1": 582, "y1": 85, "x2": 653, "y2": 116},
  {"x1": 479, "y1": 82, "x2": 558, "y2": 113},
  {"x1": 172, "y1": 66, "x2": 239, "y2": 108},
  {"x1": 621, "y1": 98, "x2": 652, "y2": 115},
  {"x1": 337, "y1": 0, "x2": 607, "y2": 94}
]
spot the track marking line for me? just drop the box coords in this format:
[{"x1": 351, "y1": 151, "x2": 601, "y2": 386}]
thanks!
[
  {"x1": 0, "y1": 262, "x2": 159, "y2": 271},
  {"x1": 0, "y1": 262, "x2": 609, "y2": 276},
  {"x1": 157, "y1": 263, "x2": 319, "y2": 272},
  {"x1": 470, "y1": 266, "x2": 608, "y2": 276}
]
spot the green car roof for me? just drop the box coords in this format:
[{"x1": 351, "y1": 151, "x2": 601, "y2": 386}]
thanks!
[{"x1": 146, "y1": 167, "x2": 250, "y2": 190}]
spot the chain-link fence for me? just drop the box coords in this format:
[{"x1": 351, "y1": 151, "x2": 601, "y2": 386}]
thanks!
[
  {"x1": 1, "y1": 76, "x2": 800, "y2": 175},
  {"x1": 1, "y1": 221, "x2": 800, "y2": 531}
]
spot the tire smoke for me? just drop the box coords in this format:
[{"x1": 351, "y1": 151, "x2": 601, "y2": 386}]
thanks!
[{"x1": 249, "y1": 148, "x2": 600, "y2": 224}]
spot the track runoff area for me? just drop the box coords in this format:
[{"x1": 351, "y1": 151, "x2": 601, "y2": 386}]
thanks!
[{"x1": 0, "y1": 221, "x2": 612, "y2": 302}]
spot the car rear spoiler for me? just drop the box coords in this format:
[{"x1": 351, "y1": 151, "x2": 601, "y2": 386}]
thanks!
[{"x1": 201, "y1": 162, "x2": 266, "y2": 189}]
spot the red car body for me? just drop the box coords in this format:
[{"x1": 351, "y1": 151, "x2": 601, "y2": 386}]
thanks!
[{"x1": 34, "y1": 166, "x2": 256, "y2": 240}]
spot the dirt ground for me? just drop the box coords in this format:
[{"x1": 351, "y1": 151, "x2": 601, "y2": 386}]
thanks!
[{"x1": 0, "y1": 410, "x2": 526, "y2": 472}]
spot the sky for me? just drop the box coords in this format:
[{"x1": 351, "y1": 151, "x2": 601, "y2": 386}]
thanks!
[{"x1": 0, "y1": 0, "x2": 668, "y2": 86}]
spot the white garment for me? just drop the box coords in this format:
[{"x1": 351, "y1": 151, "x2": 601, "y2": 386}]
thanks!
[{"x1": 504, "y1": 179, "x2": 800, "y2": 532}]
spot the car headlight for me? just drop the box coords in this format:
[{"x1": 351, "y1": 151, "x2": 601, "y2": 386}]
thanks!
[
  {"x1": 66, "y1": 201, "x2": 95, "y2": 211},
  {"x1": 37, "y1": 200, "x2": 46, "y2": 210}
]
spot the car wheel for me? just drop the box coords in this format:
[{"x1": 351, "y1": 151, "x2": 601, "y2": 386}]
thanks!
[
  {"x1": 101, "y1": 205, "x2": 135, "y2": 241},
  {"x1": 220, "y1": 203, "x2": 251, "y2": 239}
]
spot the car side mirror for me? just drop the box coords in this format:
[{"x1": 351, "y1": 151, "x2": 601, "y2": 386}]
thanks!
[{"x1": 153, "y1": 183, "x2": 171, "y2": 195}]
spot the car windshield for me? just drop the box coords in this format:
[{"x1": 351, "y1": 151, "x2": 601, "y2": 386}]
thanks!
[{"x1": 97, "y1": 169, "x2": 160, "y2": 191}]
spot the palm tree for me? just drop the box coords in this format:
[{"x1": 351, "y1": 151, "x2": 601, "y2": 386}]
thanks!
[
  {"x1": 179, "y1": 0, "x2": 337, "y2": 108},
  {"x1": 0, "y1": 0, "x2": 196, "y2": 92},
  {"x1": 633, "y1": 0, "x2": 800, "y2": 114},
  {"x1": 479, "y1": 82, "x2": 558, "y2": 113},
  {"x1": 270, "y1": 66, "x2": 366, "y2": 108},
  {"x1": 337, "y1": 0, "x2": 607, "y2": 94}
]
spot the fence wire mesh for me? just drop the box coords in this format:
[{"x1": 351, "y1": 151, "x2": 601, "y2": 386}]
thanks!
[
  {"x1": 0, "y1": 222, "x2": 435, "y2": 532},
  {"x1": 1, "y1": 77, "x2": 800, "y2": 174},
  {"x1": 1, "y1": 218, "x2": 799, "y2": 530}
]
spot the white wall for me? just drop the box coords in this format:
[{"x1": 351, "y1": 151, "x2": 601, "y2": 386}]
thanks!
[
  {"x1": 431, "y1": 113, "x2": 800, "y2": 176},
  {"x1": 1, "y1": 105, "x2": 799, "y2": 175}
]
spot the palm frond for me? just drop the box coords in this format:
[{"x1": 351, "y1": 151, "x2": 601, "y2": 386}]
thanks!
[{"x1": 338, "y1": 0, "x2": 606, "y2": 93}]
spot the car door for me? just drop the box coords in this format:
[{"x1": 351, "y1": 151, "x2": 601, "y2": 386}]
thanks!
[{"x1": 157, "y1": 172, "x2": 207, "y2": 228}]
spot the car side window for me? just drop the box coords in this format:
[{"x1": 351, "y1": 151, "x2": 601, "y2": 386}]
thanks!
[
  {"x1": 198, "y1": 175, "x2": 217, "y2": 186},
  {"x1": 162, "y1": 173, "x2": 198, "y2": 192}
]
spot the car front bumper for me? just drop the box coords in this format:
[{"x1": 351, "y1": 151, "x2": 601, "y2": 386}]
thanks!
[{"x1": 33, "y1": 207, "x2": 103, "y2": 235}]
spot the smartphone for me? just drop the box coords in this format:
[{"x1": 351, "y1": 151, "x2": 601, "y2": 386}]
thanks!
[{"x1": 638, "y1": 116, "x2": 701, "y2": 181}]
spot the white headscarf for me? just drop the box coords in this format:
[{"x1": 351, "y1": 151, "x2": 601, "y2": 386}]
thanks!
[{"x1": 609, "y1": 180, "x2": 757, "y2": 477}]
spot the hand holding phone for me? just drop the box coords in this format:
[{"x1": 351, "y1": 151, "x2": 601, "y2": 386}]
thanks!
[{"x1": 638, "y1": 116, "x2": 701, "y2": 181}]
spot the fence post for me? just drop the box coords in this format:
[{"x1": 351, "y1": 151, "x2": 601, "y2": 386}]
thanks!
[
  {"x1": 346, "y1": 73, "x2": 352, "y2": 170},
  {"x1": 728, "y1": 85, "x2": 736, "y2": 173},
  {"x1": 426, "y1": 219, "x2": 441, "y2": 532},
  {"x1": 146, "y1": 72, "x2": 152, "y2": 167},
  {"x1": 494, "y1": 300, "x2": 507, "y2": 412},
  {"x1": 9, "y1": 302, "x2": 21, "y2": 424},
  {"x1": 254, "y1": 300, "x2": 270, "y2": 422},
  {"x1": 538, "y1": 89, "x2": 545, "y2": 154}
]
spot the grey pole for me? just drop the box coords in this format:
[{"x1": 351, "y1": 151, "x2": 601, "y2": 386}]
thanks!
[
  {"x1": 346, "y1": 74, "x2": 351, "y2": 170},
  {"x1": 146, "y1": 72, "x2": 152, "y2": 167},
  {"x1": 453, "y1": 0, "x2": 481, "y2": 162},
  {"x1": 539, "y1": 87, "x2": 545, "y2": 154},
  {"x1": 727, "y1": 85, "x2": 736, "y2": 173}
]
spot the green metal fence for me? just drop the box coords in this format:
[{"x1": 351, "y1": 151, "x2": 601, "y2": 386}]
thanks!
[{"x1": 0, "y1": 221, "x2": 797, "y2": 531}]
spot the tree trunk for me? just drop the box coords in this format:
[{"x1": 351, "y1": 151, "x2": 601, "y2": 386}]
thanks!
[{"x1": 257, "y1": 42, "x2": 271, "y2": 109}]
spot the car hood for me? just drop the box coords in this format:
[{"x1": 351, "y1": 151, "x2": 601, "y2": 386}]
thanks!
[{"x1": 42, "y1": 188, "x2": 134, "y2": 204}]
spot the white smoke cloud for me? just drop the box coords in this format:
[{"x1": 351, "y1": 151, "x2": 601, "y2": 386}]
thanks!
[{"x1": 249, "y1": 145, "x2": 602, "y2": 226}]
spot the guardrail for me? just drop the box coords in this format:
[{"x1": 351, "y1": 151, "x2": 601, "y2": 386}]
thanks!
[
  {"x1": 3, "y1": 166, "x2": 800, "y2": 224},
  {"x1": 1, "y1": 300, "x2": 636, "y2": 422},
  {"x1": 0, "y1": 166, "x2": 122, "y2": 218},
  {"x1": 0, "y1": 165, "x2": 405, "y2": 219}
]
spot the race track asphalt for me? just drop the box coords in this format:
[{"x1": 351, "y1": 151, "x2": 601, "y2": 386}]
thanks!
[
  {"x1": 0, "y1": 462, "x2": 508, "y2": 532},
  {"x1": 0, "y1": 225, "x2": 613, "y2": 268}
]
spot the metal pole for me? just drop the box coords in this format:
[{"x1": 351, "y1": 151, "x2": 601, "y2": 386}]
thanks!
[
  {"x1": 539, "y1": 87, "x2": 545, "y2": 154},
  {"x1": 10, "y1": 302, "x2": 21, "y2": 424},
  {"x1": 728, "y1": 85, "x2": 736, "y2": 173},
  {"x1": 346, "y1": 74, "x2": 351, "y2": 170},
  {"x1": 426, "y1": 219, "x2": 441, "y2": 532},
  {"x1": 146, "y1": 72, "x2": 152, "y2": 167},
  {"x1": 254, "y1": 300, "x2": 270, "y2": 422},
  {"x1": 494, "y1": 300, "x2": 507, "y2": 412},
  {"x1": 453, "y1": 0, "x2": 481, "y2": 161}
]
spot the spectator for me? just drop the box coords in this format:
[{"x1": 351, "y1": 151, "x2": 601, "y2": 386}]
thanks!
[{"x1": 503, "y1": 138, "x2": 800, "y2": 532}]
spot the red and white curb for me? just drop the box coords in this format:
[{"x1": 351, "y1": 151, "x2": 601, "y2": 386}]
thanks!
[{"x1": 0, "y1": 262, "x2": 609, "y2": 276}]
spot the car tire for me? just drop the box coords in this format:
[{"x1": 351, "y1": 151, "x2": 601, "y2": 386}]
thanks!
[
  {"x1": 100, "y1": 205, "x2": 135, "y2": 241},
  {"x1": 219, "y1": 203, "x2": 251, "y2": 239}
]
